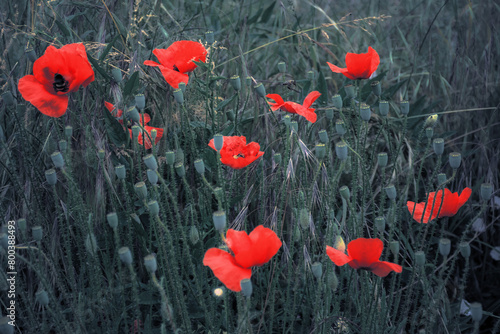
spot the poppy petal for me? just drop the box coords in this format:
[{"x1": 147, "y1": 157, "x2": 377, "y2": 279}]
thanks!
[
  {"x1": 289, "y1": 104, "x2": 317, "y2": 123},
  {"x1": 302, "y1": 91, "x2": 321, "y2": 109},
  {"x1": 327, "y1": 62, "x2": 348, "y2": 75},
  {"x1": 203, "y1": 248, "x2": 252, "y2": 292},
  {"x1": 346, "y1": 238, "x2": 383, "y2": 268},
  {"x1": 345, "y1": 47, "x2": 380, "y2": 79},
  {"x1": 436, "y1": 188, "x2": 457, "y2": 216},
  {"x1": 152, "y1": 41, "x2": 207, "y2": 73},
  {"x1": 369, "y1": 261, "x2": 403, "y2": 277},
  {"x1": 266, "y1": 94, "x2": 285, "y2": 108},
  {"x1": 139, "y1": 126, "x2": 164, "y2": 149},
  {"x1": 457, "y1": 187, "x2": 472, "y2": 210},
  {"x1": 326, "y1": 245, "x2": 351, "y2": 266},
  {"x1": 158, "y1": 66, "x2": 190, "y2": 89},
  {"x1": 18, "y1": 75, "x2": 68, "y2": 117},
  {"x1": 227, "y1": 226, "x2": 281, "y2": 268},
  {"x1": 143, "y1": 60, "x2": 162, "y2": 67}
]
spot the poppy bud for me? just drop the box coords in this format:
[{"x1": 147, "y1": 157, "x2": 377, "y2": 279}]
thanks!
[
  {"x1": 433, "y1": 138, "x2": 444, "y2": 155},
  {"x1": 50, "y1": 151, "x2": 65, "y2": 168},
  {"x1": 480, "y1": 183, "x2": 492, "y2": 201},
  {"x1": 245, "y1": 76, "x2": 252, "y2": 87},
  {"x1": 174, "y1": 162, "x2": 185, "y2": 177},
  {"x1": 345, "y1": 85, "x2": 355, "y2": 98},
  {"x1": 25, "y1": 47, "x2": 37, "y2": 62},
  {"x1": 212, "y1": 211, "x2": 226, "y2": 231},
  {"x1": 106, "y1": 212, "x2": 118, "y2": 229},
  {"x1": 58, "y1": 139, "x2": 67, "y2": 153},
  {"x1": 32, "y1": 226, "x2": 43, "y2": 241},
  {"x1": 165, "y1": 151, "x2": 175, "y2": 165},
  {"x1": 135, "y1": 94, "x2": 145, "y2": 109},
  {"x1": 439, "y1": 238, "x2": 451, "y2": 257},
  {"x1": 318, "y1": 130, "x2": 329, "y2": 144},
  {"x1": 371, "y1": 81, "x2": 381, "y2": 96},
  {"x1": 35, "y1": 290, "x2": 49, "y2": 306},
  {"x1": 178, "y1": 81, "x2": 186, "y2": 93},
  {"x1": 325, "y1": 108, "x2": 334, "y2": 120},
  {"x1": 98, "y1": 149, "x2": 105, "y2": 160},
  {"x1": 449, "y1": 152, "x2": 461, "y2": 169},
  {"x1": 85, "y1": 233, "x2": 98, "y2": 256},
  {"x1": 339, "y1": 186, "x2": 350, "y2": 200},
  {"x1": 459, "y1": 242, "x2": 471, "y2": 258},
  {"x1": 17, "y1": 218, "x2": 27, "y2": 233},
  {"x1": 189, "y1": 226, "x2": 199, "y2": 244},
  {"x1": 134, "y1": 182, "x2": 148, "y2": 200},
  {"x1": 414, "y1": 250, "x2": 426, "y2": 267},
  {"x1": 254, "y1": 83, "x2": 266, "y2": 98},
  {"x1": 111, "y1": 68, "x2": 123, "y2": 83},
  {"x1": 335, "y1": 119, "x2": 346, "y2": 136},
  {"x1": 147, "y1": 169, "x2": 158, "y2": 185},
  {"x1": 148, "y1": 200, "x2": 160, "y2": 216},
  {"x1": 205, "y1": 30, "x2": 215, "y2": 44},
  {"x1": 375, "y1": 216, "x2": 385, "y2": 232},
  {"x1": 119, "y1": 247, "x2": 133, "y2": 265},
  {"x1": 1, "y1": 91, "x2": 14, "y2": 106},
  {"x1": 359, "y1": 104, "x2": 371, "y2": 121},
  {"x1": 315, "y1": 143, "x2": 326, "y2": 159},
  {"x1": 194, "y1": 159, "x2": 205, "y2": 174},
  {"x1": 143, "y1": 154, "x2": 158, "y2": 170},
  {"x1": 240, "y1": 278, "x2": 253, "y2": 298},
  {"x1": 307, "y1": 70, "x2": 315, "y2": 80},
  {"x1": 0, "y1": 317, "x2": 14, "y2": 334},
  {"x1": 425, "y1": 127, "x2": 434, "y2": 139},
  {"x1": 278, "y1": 61, "x2": 286, "y2": 73},
  {"x1": 389, "y1": 241, "x2": 399, "y2": 257},
  {"x1": 377, "y1": 152, "x2": 388, "y2": 167},
  {"x1": 437, "y1": 173, "x2": 447, "y2": 185},
  {"x1": 115, "y1": 164, "x2": 126, "y2": 179},
  {"x1": 400, "y1": 100, "x2": 410, "y2": 115},
  {"x1": 230, "y1": 75, "x2": 241, "y2": 91},
  {"x1": 273, "y1": 153, "x2": 282, "y2": 164},
  {"x1": 332, "y1": 94, "x2": 343, "y2": 110},
  {"x1": 64, "y1": 125, "x2": 73, "y2": 139},
  {"x1": 379, "y1": 100, "x2": 389, "y2": 116},
  {"x1": 311, "y1": 262, "x2": 323, "y2": 280},
  {"x1": 335, "y1": 141, "x2": 348, "y2": 160},
  {"x1": 385, "y1": 185, "x2": 397, "y2": 200},
  {"x1": 131, "y1": 125, "x2": 140, "y2": 139},
  {"x1": 298, "y1": 208, "x2": 310, "y2": 229},
  {"x1": 173, "y1": 88, "x2": 184, "y2": 104},
  {"x1": 45, "y1": 168, "x2": 57, "y2": 186},
  {"x1": 213, "y1": 134, "x2": 224, "y2": 151},
  {"x1": 327, "y1": 271, "x2": 339, "y2": 291},
  {"x1": 290, "y1": 121, "x2": 298, "y2": 133},
  {"x1": 470, "y1": 302, "x2": 482, "y2": 322},
  {"x1": 127, "y1": 106, "x2": 140, "y2": 123},
  {"x1": 144, "y1": 254, "x2": 157, "y2": 273}
]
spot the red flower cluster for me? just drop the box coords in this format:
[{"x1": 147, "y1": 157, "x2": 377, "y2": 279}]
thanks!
[
  {"x1": 266, "y1": 91, "x2": 321, "y2": 123},
  {"x1": 104, "y1": 102, "x2": 163, "y2": 149},
  {"x1": 144, "y1": 41, "x2": 207, "y2": 89},
  {"x1": 208, "y1": 136, "x2": 264, "y2": 169},
  {"x1": 18, "y1": 43, "x2": 95, "y2": 117},
  {"x1": 328, "y1": 46, "x2": 380, "y2": 80},
  {"x1": 326, "y1": 238, "x2": 402, "y2": 277},
  {"x1": 407, "y1": 187, "x2": 472, "y2": 224},
  {"x1": 203, "y1": 226, "x2": 282, "y2": 291}
]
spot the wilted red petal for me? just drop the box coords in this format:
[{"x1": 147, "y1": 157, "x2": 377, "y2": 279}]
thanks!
[
  {"x1": 346, "y1": 238, "x2": 383, "y2": 268},
  {"x1": 18, "y1": 75, "x2": 68, "y2": 117},
  {"x1": 203, "y1": 248, "x2": 252, "y2": 292},
  {"x1": 326, "y1": 245, "x2": 351, "y2": 266},
  {"x1": 369, "y1": 261, "x2": 403, "y2": 277}
]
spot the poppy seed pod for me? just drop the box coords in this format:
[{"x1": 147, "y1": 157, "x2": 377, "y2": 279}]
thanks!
[
  {"x1": 212, "y1": 211, "x2": 226, "y2": 231},
  {"x1": 459, "y1": 242, "x2": 471, "y2": 258},
  {"x1": 433, "y1": 138, "x2": 444, "y2": 155},
  {"x1": 480, "y1": 183, "x2": 492, "y2": 201},
  {"x1": 106, "y1": 212, "x2": 118, "y2": 229},
  {"x1": 178, "y1": 81, "x2": 186, "y2": 93},
  {"x1": 290, "y1": 121, "x2": 298, "y2": 133},
  {"x1": 173, "y1": 88, "x2": 184, "y2": 104},
  {"x1": 165, "y1": 151, "x2": 175, "y2": 165},
  {"x1": 307, "y1": 70, "x2": 315, "y2": 80},
  {"x1": 214, "y1": 187, "x2": 224, "y2": 200},
  {"x1": 345, "y1": 85, "x2": 355, "y2": 99},
  {"x1": 131, "y1": 125, "x2": 140, "y2": 138},
  {"x1": 135, "y1": 94, "x2": 145, "y2": 109},
  {"x1": 278, "y1": 61, "x2": 286, "y2": 73},
  {"x1": 58, "y1": 140, "x2": 67, "y2": 153},
  {"x1": 50, "y1": 151, "x2": 65, "y2": 168},
  {"x1": 144, "y1": 254, "x2": 157, "y2": 273},
  {"x1": 85, "y1": 233, "x2": 98, "y2": 256},
  {"x1": 298, "y1": 208, "x2": 310, "y2": 229},
  {"x1": 371, "y1": 81, "x2": 381, "y2": 96},
  {"x1": 389, "y1": 241, "x2": 399, "y2": 257},
  {"x1": 439, "y1": 238, "x2": 451, "y2": 257},
  {"x1": 318, "y1": 130, "x2": 329, "y2": 144},
  {"x1": 151, "y1": 129, "x2": 158, "y2": 142},
  {"x1": 240, "y1": 278, "x2": 253, "y2": 298},
  {"x1": 143, "y1": 154, "x2": 158, "y2": 170},
  {"x1": 98, "y1": 149, "x2": 105, "y2": 160},
  {"x1": 377, "y1": 152, "x2": 388, "y2": 167},
  {"x1": 148, "y1": 200, "x2": 160, "y2": 216},
  {"x1": 230, "y1": 75, "x2": 241, "y2": 91},
  {"x1": 194, "y1": 159, "x2": 205, "y2": 174},
  {"x1": 204, "y1": 30, "x2": 215, "y2": 44},
  {"x1": 119, "y1": 247, "x2": 133, "y2": 265},
  {"x1": 385, "y1": 185, "x2": 397, "y2": 200},
  {"x1": 375, "y1": 216, "x2": 385, "y2": 232},
  {"x1": 335, "y1": 119, "x2": 346, "y2": 136},
  {"x1": 254, "y1": 83, "x2": 266, "y2": 98},
  {"x1": 283, "y1": 115, "x2": 291, "y2": 127},
  {"x1": 111, "y1": 68, "x2": 123, "y2": 83},
  {"x1": 325, "y1": 108, "x2": 334, "y2": 120},
  {"x1": 146, "y1": 169, "x2": 158, "y2": 185},
  {"x1": 379, "y1": 100, "x2": 389, "y2": 116},
  {"x1": 25, "y1": 47, "x2": 37, "y2": 62},
  {"x1": 245, "y1": 76, "x2": 252, "y2": 87},
  {"x1": 437, "y1": 173, "x2": 447, "y2": 185},
  {"x1": 332, "y1": 94, "x2": 343, "y2": 110},
  {"x1": 17, "y1": 218, "x2": 27, "y2": 233},
  {"x1": 339, "y1": 186, "x2": 350, "y2": 200},
  {"x1": 414, "y1": 251, "x2": 426, "y2": 267},
  {"x1": 35, "y1": 290, "x2": 49, "y2": 306},
  {"x1": 1, "y1": 91, "x2": 14, "y2": 106},
  {"x1": 311, "y1": 262, "x2": 323, "y2": 280},
  {"x1": 127, "y1": 106, "x2": 140, "y2": 123},
  {"x1": 273, "y1": 153, "x2": 282, "y2": 164},
  {"x1": 359, "y1": 104, "x2": 371, "y2": 121},
  {"x1": 425, "y1": 127, "x2": 434, "y2": 139},
  {"x1": 400, "y1": 101, "x2": 410, "y2": 115},
  {"x1": 213, "y1": 134, "x2": 224, "y2": 151},
  {"x1": 315, "y1": 143, "x2": 326, "y2": 159},
  {"x1": 64, "y1": 125, "x2": 73, "y2": 139},
  {"x1": 45, "y1": 168, "x2": 57, "y2": 186},
  {"x1": 189, "y1": 226, "x2": 200, "y2": 244},
  {"x1": 174, "y1": 162, "x2": 185, "y2": 177},
  {"x1": 470, "y1": 302, "x2": 483, "y2": 322},
  {"x1": 335, "y1": 141, "x2": 348, "y2": 160},
  {"x1": 115, "y1": 164, "x2": 126, "y2": 179},
  {"x1": 449, "y1": 152, "x2": 462, "y2": 169},
  {"x1": 134, "y1": 182, "x2": 148, "y2": 200}
]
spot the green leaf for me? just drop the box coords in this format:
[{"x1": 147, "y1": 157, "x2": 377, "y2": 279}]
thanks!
[
  {"x1": 317, "y1": 69, "x2": 328, "y2": 106},
  {"x1": 103, "y1": 106, "x2": 128, "y2": 146},
  {"x1": 123, "y1": 71, "x2": 140, "y2": 97},
  {"x1": 260, "y1": 2, "x2": 275, "y2": 23},
  {"x1": 55, "y1": 19, "x2": 71, "y2": 37},
  {"x1": 216, "y1": 94, "x2": 237, "y2": 112},
  {"x1": 87, "y1": 55, "x2": 112, "y2": 81}
]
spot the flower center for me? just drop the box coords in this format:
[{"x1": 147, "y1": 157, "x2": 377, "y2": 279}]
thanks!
[
  {"x1": 173, "y1": 64, "x2": 180, "y2": 72},
  {"x1": 53, "y1": 74, "x2": 69, "y2": 93},
  {"x1": 233, "y1": 153, "x2": 245, "y2": 159}
]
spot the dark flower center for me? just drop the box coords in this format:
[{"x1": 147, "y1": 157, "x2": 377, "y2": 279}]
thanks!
[
  {"x1": 173, "y1": 64, "x2": 179, "y2": 72},
  {"x1": 53, "y1": 74, "x2": 69, "y2": 93},
  {"x1": 233, "y1": 153, "x2": 245, "y2": 159}
]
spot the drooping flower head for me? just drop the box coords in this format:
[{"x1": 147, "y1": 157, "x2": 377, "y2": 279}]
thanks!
[
  {"x1": 407, "y1": 187, "x2": 472, "y2": 224},
  {"x1": 18, "y1": 43, "x2": 95, "y2": 117},
  {"x1": 327, "y1": 46, "x2": 380, "y2": 80},
  {"x1": 104, "y1": 102, "x2": 163, "y2": 149},
  {"x1": 326, "y1": 238, "x2": 402, "y2": 277},
  {"x1": 144, "y1": 41, "x2": 207, "y2": 89},
  {"x1": 266, "y1": 91, "x2": 321, "y2": 123},
  {"x1": 203, "y1": 226, "x2": 282, "y2": 291},
  {"x1": 208, "y1": 136, "x2": 264, "y2": 169}
]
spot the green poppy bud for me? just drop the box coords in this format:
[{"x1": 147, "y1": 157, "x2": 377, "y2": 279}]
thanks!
[
  {"x1": 143, "y1": 154, "x2": 158, "y2": 170},
  {"x1": 325, "y1": 108, "x2": 334, "y2": 120},
  {"x1": 148, "y1": 200, "x2": 160, "y2": 216},
  {"x1": 240, "y1": 278, "x2": 253, "y2": 298},
  {"x1": 433, "y1": 138, "x2": 444, "y2": 155},
  {"x1": 375, "y1": 216, "x2": 385, "y2": 232},
  {"x1": 415, "y1": 250, "x2": 426, "y2": 267},
  {"x1": 111, "y1": 68, "x2": 123, "y2": 83},
  {"x1": 115, "y1": 164, "x2": 126, "y2": 179},
  {"x1": 178, "y1": 81, "x2": 186, "y2": 93},
  {"x1": 298, "y1": 208, "x2": 310, "y2": 229},
  {"x1": 144, "y1": 254, "x2": 157, "y2": 273},
  {"x1": 135, "y1": 94, "x2": 145, "y2": 109},
  {"x1": 290, "y1": 121, "x2": 298, "y2": 133},
  {"x1": 307, "y1": 70, "x2": 315, "y2": 80},
  {"x1": 134, "y1": 182, "x2": 148, "y2": 200},
  {"x1": 127, "y1": 106, "x2": 140, "y2": 123},
  {"x1": 379, "y1": 100, "x2": 389, "y2": 116},
  {"x1": 174, "y1": 162, "x2": 185, "y2": 177},
  {"x1": 400, "y1": 100, "x2": 410, "y2": 115},
  {"x1": 205, "y1": 30, "x2": 215, "y2": 44},
  {"x1": 165, "y1": 151, "x2": 175, "y2": 165},
  {"x1": 437, "y1": 173, "x2": 447, "y2": 185},
  {"x1": 58, "y1": 139, "x2": 67, "y2": 153},
  {"x1": 1, "y1": 91, "x2": 14, "y2": 107},
  {"x1": 318, "y1": 130, "x2": 329, "y2": 144},
  {"x1": 278, "y1": 61, "x2": 286, "y2": 73},
  {"x1": 17, "y1": 218, "x2": 27, "y2": 233},
  {"x1": 439, "y1": 238, "x2": 451, "y2": 257},
  {"x1": 389, "y1": 241, "x2": 399, "y2": 257},
  {"x1": 315, "y1": 143, "x2": 326, "y2": 159},
  {"x1": 147, "y1": 169, "x2": 158, "y2": 185},
  {"x1": 371, "y1": 81, "x2": 381, "y2": 96},
  {"x1": 470, "y1": 302, "x2": 482, "y2": 322},
  {"x1": 35, "y1": 290, "x2": 49, "y2": 306},
  {"x1": 119, "y1": 247, "x2": 133, "y2": 265},
  {"x1": 273, "y1": 153, "x2": 282, "y2": 164},
  {"x1": 25, "y1": 47, "x2": 37, "y2": 63},
  {"x1": 459, "y1": 242, "x2": 471, "y2": 258},
  {"x1": 245, "y1": 76, "x2": 252, "y2": 87},
  {"x1": 339, "y1": 185, "x2": 350, "y2": 200},
  {"x1": 449, "y1": 152, "x2": 461, "y2": 169},
  {"x1": 45, "y1": 169, "x2": 57, "y2": 186},
  {"x1": 377, "y1": 152, "x2": 388, "y2": 167},
  {"x1": 311, "y1": 262, "x2": 323, "y2": 280},
  {"x1": 173, "y1": 88, "x2": 184, "y2": 104},
  {"x1": 385, "y1": 184, "x2": 397, "y2": 200},
  {"x1": 359, "y1": 103, "x2": 371, "y2": 121},
  {"x1": 213, "y1": 211, "x2": 226, "y2": 231},
  {"x1": 106, "y1": 212, "x2": 118, "y2": 229},
  {"x1": 345, "y1": 85, "x2": 355, "y2": 98},
  {"x1": 335, "y1": 119, "x2": 346, "y2": 136},
  {"x1": 425, "y1": 127, "x2": 434, "y2": 139},
  {"x1": 189, "y1": 226, "x2": 200, "y2": 244},
  {"x1": 64, "y1": 125, "x2": 73, "y2": 139},
  {"x1": 131, "y1": 125, "x2": 140, "y2": 139},
  {"x1": 480, "y1": 183, "x2": 492, "y2": 201},
  {"x1": 194, "y1": 159, "x2": 205, "y2": 174},
  {"x1": 213, "y1": 134, "x2": 224, "y2": 151},
  {"x1": 50, "y1": 151, "x2": 65, "y2": 168},
  {"x1": 332, "y1": 94, "x2": 343, "y2": 110},
  {"x1": 254, "y1": 83, "x2": 266, "y2": 98},
  {"x1": 335, "y1": 141, "x2": 348, "y2": 160}
]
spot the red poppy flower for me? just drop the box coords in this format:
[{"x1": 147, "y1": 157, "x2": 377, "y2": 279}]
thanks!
[
  {"x1": 407, "y1": 187, "x2": 472, "y2": 224},
  {"x1": 18, "y1": 43, "x2": 95, "y2": 117},
  {"x1": 208, "y1": 136, "x2": 264, "y2": 169},
  {"x1": 104, "y1": 102, "x2": 163, "y2": 149},
  {"x1": 327, "y1": 46, "x2": 380, "y2": 80},
  {"x1": 326, "y1": 238, "x2": 402, "y2": 277},
  {"x1": 203, "y1": 226, "x2": 282, "y2": 292},
  {"x1": 144, "y1": 41, "x2": 207, "y2": 89},
  {"x1": 266, "y1": 91, "x2": 321, "y2": 123}
]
